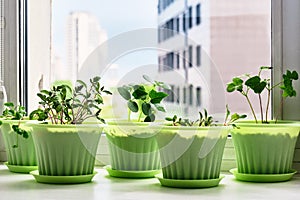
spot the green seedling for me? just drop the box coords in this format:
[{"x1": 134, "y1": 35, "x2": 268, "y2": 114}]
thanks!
[
  {"x1": 166, "y1": 107, "x2": 246, "y2": 128},
  {"x1": 227, "y1": 66, "x2": 298, "y2": 123},
  {"x1": 165, "y1": 109, "x2": 215, "y2": 127},
  {"x1": 118, "y1": 75, "x2": 169, "y2": 122},
  {"x1": 30, "y1": 76, "x2": 112, "y2": 124},
  {"x1": 0, "y1": 102, "x2": 28, "y2": 148}
]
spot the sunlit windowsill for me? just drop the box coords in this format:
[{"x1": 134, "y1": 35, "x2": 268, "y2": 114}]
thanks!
[{"x1": 0, "y1": 164, "x2": 300, "y2": 200}]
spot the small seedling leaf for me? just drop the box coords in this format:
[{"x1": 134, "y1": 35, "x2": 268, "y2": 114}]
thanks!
[
  {"x1": 127, "y1": 100, "x2": 138, "y2": 112},
  {"x1": 117, "y1": 87, "x2": 131, "y2": 100},
  {"x1": 142, "y1": 102, "x2": 151, "y2": 115}
]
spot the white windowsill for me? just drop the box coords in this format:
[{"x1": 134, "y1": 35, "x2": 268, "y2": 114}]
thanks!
[{"x1": 0, "y1": 164, "x2": 300, "y2": 200}]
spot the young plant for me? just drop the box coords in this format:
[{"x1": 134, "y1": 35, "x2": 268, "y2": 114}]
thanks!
[
  {"x1": 30, "y1": 76, "x2": 112, "y2": 124},
  {"x1": 223, "y1": 104, "x2": 247, "y2": 127},
  {"x1": 165, "y1": 109, "x2": 215, "y2": 127},
  {"x1": 117, "y1": 75, "x2": 169, "y2": 122},
  {"x1": 226, "y1": 66, "x2": 298, "y2": 123},
  {"x1": 0, "y1": 102, "x2": 29, "y2": 148},
  {"x1": 165, "y1": 115, "x2": 197, "y2": 126},
  {"x1": 166, "y1": 107, "x2": 246, "y2": 127}
]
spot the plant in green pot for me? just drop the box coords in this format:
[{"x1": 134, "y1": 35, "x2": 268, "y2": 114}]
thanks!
[
  {"x1": 154, "y1": 109, "x2": 241, "y2": 188},
  {"x1": 226, "y1": 66, "x2": 300, "y2": 182},
  {"x1": 0, "y1": 102, "x2": 38, "y2": 173},
  {"x1": 104, "y1": 75, "x2": 169, "y2": 178},
  {"x1": 27, "y1": 76, "x2": 111, "y2": 184}
]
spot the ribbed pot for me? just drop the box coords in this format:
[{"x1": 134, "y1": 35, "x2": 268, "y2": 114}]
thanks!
[
  {"x1": 1, "y1": 120, "x2": 37, "y2": 166},
  {"x1": 105, "y1": 122, "x2": 160, "y2": 171},
  {"x1": 231, "y1": 121, "x2": 300, "y2": 174},
  {"x1": 30, "y1": 123, "x2": 103, "y2": 176},
  {"x1": 156, "y1": 126, "x2": 230, "y2": 180}
]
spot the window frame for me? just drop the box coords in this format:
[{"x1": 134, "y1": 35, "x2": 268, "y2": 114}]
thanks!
[{"x1": 272, "y1": 0, "x2": 300, "y2": 120}]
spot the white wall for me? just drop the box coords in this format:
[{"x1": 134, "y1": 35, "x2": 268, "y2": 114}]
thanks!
[{"x1": 27, "y1": 0, "x2": 51, "y2": 113}]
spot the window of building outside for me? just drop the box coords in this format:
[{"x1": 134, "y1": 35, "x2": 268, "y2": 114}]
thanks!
[
  {"x1": 176, "y1": 86, "x2": 180, "y2": 103},
  {"x1": 196, "y1": 3, "x2": 201, "y2": 25},
  {"x1": 188, "y1": 45, "x2": 193, "y2": 67},
  {"x1": 176, "y1": 17, "x2": 180, "y2": 33},
  {"x1": 188, "y1": 6, "x2": 192, "y2": 29},
  {"x1": 189, "y1": 84, "x2": 193, "y2": 106},
  {"x1": 182, "y1": 13, "x2": 186, "y2": 32},
  {"x1": 196, "y1": 87, "x2": 201, "y2": 107},
  {"x1": 176, "y1": 52, "x2": 180, "y2": 69},
  {"x1": 196, "y1": 45, "x2": 201, "y2": 66},
  {"x1": 183, "y1": 87, "x2": 186, "y2": 104}
]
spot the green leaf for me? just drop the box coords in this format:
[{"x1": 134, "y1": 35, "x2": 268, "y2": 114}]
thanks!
[
  {"x1": 144, "y1": 114, "x2": 155, "y2": 122},
  {"x1": 226, "y1": 83, "x2": 236, "y2": 93},
  {"x1": 4, "y1": 102, "x2": 14, "y2": 107},
  {"x1": 103, "y1": 90, "x2": 112, "y2": 95},
  {"x1": 260, "y1": 66, "x2": 272, "y2": 70},
  {"x1": 142, "y1": 102, "x2": 151, "y2": 115},
  {"x1": 165, "y1": 117, "x2": 173, "y2": 121},
  {"x1": 117, "y1": 87, "x2": 131, "y2": 100},
  {"x1": 245, "y1": 76, "x2": 266, "y2": 94},
  {"x1": 149, "y1": 90, "x2": 168, "y2": 104},
  {"x1": 245, "y1": 76, "x2": 260, "y2": 87},
  {"x1": 158, "y1": 82, "x2": 171, "y2": 90},
  {"x1": 291, "y1": 71, "x2": 299, "y2": 80},
  {"x1": 132, "y1": 86, "x2": 148, "y2": 100},
  {"x1": 143, "y1": 75, "x2": 153, "y2": 83},
  {"x1": 93, "y1": 76, "x2": 101, "y2": 82},
  {"x1": 37, "y1": 93, "x2": 47, "y2": 101},
  {"x1": 75, "y1": 85, "x2": 84, "y2": 93},
  {"x1": 127, "y1": 100, "x2": 138, "y2": 112},
  {"x1": 154, "y1": 104, "x2": 166, "y2": 112},
  {"x1": 76, "y1": 80, "x2": 87, "y2": 88},
  {"x1": 232, "y1": 77, "x2": 243, "y2": 85}
]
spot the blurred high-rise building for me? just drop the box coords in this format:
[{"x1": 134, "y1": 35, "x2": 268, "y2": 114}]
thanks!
[
  {"x1": 157, "y1": 0, "x2": 271, "y2": 118},
  {"x1": 66, "y1": 11, "x2": 107, "y2": 84}
]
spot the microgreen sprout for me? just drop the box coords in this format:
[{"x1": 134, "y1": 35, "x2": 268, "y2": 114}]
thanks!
[
  {"x1": 226, "y1": 66, "x2": 298, "y2": 123},
  {"x1": 165, "y1": 109, "x2": 215, "y2": 127},
  {"x1": 117, "y1": 75, "x2": 169, "y2": 122},
  {"x1": 0, "y1": 102, "x2": 28, "y2": 148},
  {"x1": 223, "y1": 104, "x2": 247, "y2": 128},
  {"x1": 30, "y1": 76, "x2": 111, "y2": 124},
  {"x1": 166, "y1": 107, "x2": 246, "y2": 128}
]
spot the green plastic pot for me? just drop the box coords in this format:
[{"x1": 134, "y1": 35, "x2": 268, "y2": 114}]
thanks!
[
  {"x1": 1, "y1": 120, "x2": 37, "y2": 167},
  {"x1": 29, "y1": 122, "x2": 104, "y2": 176},
  {"x1": 231, "y1": 121, "x2": 300, "y2": 174},
  {"x1": 105, "y1": 122, "x2": 160, "y2": 171},
  {"x1": 156, "y1": 126, "x2": 230, "y2": 180}
]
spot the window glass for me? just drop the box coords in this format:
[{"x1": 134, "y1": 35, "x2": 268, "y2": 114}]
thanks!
[{"x1": 50, "y1": 0, "x2": 271, "y2": 119}]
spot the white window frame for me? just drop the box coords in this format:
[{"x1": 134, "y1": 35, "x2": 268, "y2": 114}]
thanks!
[{"x1": 272, "y1": 0, "x2": 300, "y2": 120}]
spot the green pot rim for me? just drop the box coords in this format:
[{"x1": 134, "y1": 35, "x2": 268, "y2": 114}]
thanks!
[
  {"x1": 25, "y1": 121, "x2": 106, "y2": 129},
  {"x1": 0, "y1": 119, "x2": 32, "y2": 124},
  {"x1": 233, "y1": 120, "x2": 300, "y2": 128}
]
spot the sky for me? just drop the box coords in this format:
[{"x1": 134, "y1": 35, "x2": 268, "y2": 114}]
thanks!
[{"x1": 52, "y1": 0, "x2": 158, "y2": 71}]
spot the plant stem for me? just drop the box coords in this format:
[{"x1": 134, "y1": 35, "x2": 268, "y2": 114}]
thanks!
[
  {"x1": 270, "y1": 81, "x2": 283, "y2": 90},
  {"x1": 127, "y1": 109, "x2": 131, "y2": 121},
  {"x1": 258, "y1": 94, "x2": 263, "y2": 123},
  {"x1": 245, "y1": 95, "x2": 258, "y2": 123},
  {"x1": 137, "y1": 111, "x2": 143, "y2": 122},
  {"x1": 265, "y1": 89, "x2": 271, "y2": 123}
]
